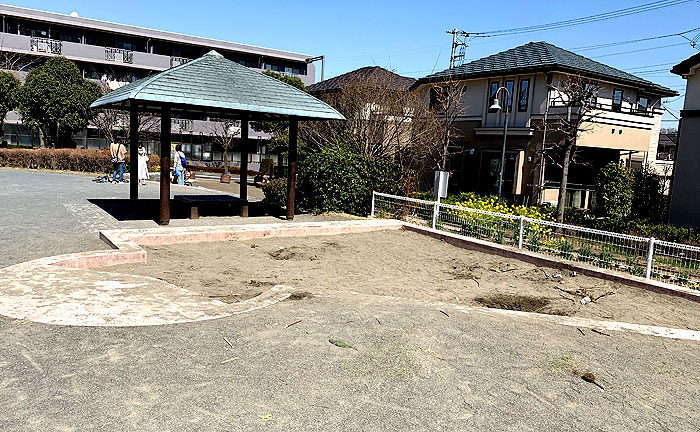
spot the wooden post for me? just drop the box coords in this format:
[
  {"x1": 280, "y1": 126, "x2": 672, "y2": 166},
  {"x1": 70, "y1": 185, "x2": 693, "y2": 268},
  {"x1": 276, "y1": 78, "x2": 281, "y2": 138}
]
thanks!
[
  {"x1": 129, "y1": 103, "x2": 139, "y2": 202},
  {"x1": 159, "y1": 105, "x2": 171, "y2": 225},
  {"x1": 286, "y1": 119, "x2": 298, "y2": 220},
  {"x1": 277, "y1": 151, "x2": 283, "y2": 178},
  {"x1": 239, "y1": 114, "x2": 249, "y2": 217}
]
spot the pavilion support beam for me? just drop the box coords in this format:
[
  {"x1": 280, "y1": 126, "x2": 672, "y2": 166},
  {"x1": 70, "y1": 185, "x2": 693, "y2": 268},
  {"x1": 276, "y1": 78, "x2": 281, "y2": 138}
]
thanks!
[
  {"x1": 129, "y1": 103, "x2": 139, "y2": 203},
  {"x1": 286, "y1": 119, "x2": 298, "y2": 220},
  {"x1": 277, "y1": 152, "x2": 283, "y2": 178},
  {"x1": 240, "y1": 114, "x2": 249, "y2": 217},
  {"x1": 159, "y1": 105, "x2": 171, "y2": 225}
]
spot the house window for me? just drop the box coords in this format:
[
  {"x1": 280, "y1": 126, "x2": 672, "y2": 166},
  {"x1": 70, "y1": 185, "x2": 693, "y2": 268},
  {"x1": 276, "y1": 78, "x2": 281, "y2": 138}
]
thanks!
[
  {"x1": 489, "y1": 81, "x2": 499, "y2": 106},
  {"x1": 505, "y1": 80, "x2": 514, "y2": 110},
  {"x1": 612, "y1": 89, "x2": 623, "y2": 112},
  {"x1": 638, "y1": 96, "x2": 649, "y2": 113},
  {"x1": 518, "y1": 79, "x2": 530, "y2": 112}
]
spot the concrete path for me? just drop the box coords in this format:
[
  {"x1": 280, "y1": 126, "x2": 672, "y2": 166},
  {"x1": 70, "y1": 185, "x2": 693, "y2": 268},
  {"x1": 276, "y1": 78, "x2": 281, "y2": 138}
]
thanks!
[{"x1": 0, "y1": 169, "x2": 346, "y2": 268}]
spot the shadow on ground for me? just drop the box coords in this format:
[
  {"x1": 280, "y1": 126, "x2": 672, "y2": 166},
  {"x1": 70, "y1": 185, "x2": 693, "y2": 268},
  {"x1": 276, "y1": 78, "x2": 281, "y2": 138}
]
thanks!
[{"x1": 88, "y1": 197, "x2": 283, "y2": 222}]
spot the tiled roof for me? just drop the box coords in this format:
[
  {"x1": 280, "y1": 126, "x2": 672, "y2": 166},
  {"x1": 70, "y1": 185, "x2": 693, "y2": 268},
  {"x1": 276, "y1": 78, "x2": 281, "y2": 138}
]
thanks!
[
  {"x1": 308, "y1": 66, "x2": 416, "y2": 94},
  {"x1": 412, "y1": 42, "x2": 677, "y2": 96},
  {"x1": 671, "y1": 51, "x2": 700, "y2": 75},
  {"x1": 91, "y1": 51, "x2": 344, "y2": 121}
]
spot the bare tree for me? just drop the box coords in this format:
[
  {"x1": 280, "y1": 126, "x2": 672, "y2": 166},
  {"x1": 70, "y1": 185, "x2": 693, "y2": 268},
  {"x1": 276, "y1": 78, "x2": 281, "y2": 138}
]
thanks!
[
  {"x1": 427, "y1": 79, "x2": 468, "y2": 172},
  {"x1": 90, "y1": 80, "x2": 159, "y2": 146},
  {"x1": 207, "y1": 118, "x2": 240, "y2": 175},
  {"x1": 301, "y1": 71, "x2": 443, "y2": 187},
  {"x1": 545, "y1": 75, "x2": 602, "y2": 223}
]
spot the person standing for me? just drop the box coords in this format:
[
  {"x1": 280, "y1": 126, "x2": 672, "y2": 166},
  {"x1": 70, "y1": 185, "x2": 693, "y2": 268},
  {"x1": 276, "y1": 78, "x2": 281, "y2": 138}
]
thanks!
[
  {"x1": 137, "y1": 144, "x2": 149, "y2": 185},
  {"x1": 173, "y1": 144, "x2": 186, "y2": 186},
  {"x1": 109, "y1": 141, "x2": 127, "y2": 184}
]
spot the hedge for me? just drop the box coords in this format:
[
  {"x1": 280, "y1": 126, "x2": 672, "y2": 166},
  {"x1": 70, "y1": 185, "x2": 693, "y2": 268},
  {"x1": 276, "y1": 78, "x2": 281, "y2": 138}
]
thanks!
[{"x1": 0, "y1": 148, "x2": 160, "y2": 173}]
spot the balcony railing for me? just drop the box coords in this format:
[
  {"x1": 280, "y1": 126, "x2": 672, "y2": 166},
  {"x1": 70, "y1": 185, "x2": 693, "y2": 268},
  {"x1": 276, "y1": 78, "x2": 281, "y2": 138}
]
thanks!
[
  {"x1": 170, "y1": 56, "x2": 191, "y2": 68},
  {"x1": 172, "y1": 118, "x2": 194, "y2": 132},
  {"x1": 30, "y1": 37, "x2": 62, "y2": 55},
  {"x1": 549, "y1": 99, "x2": 663, "y2": 117},
  {"x1": 105, "y1": 48, "x2": 134, "y2": 64}
]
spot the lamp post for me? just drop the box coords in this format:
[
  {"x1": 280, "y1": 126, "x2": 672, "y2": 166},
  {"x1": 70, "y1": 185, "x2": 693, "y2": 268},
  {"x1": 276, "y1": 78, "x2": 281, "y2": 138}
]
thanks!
[{"x1": 488, "y1": 87, "x2": 512, "y2": 203}]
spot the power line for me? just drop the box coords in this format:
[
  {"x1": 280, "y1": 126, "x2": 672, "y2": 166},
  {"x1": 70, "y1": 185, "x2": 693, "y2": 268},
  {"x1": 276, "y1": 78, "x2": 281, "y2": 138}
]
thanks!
[
  {"x1": 571, "y1": 27, "x2": 700, "y2": 51},
  {"x1": 592, "y1": 42, "x2": 688, "y2": 58},
  {"x1": 475, "y1": 0, "x2": 696, "y2": 37}
]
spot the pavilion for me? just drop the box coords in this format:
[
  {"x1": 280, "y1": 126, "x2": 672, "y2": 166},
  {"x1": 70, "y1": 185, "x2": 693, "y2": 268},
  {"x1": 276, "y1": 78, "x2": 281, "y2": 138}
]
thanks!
[{"x1": 90, "y1": 50, "x2": 344, "y2": 225}]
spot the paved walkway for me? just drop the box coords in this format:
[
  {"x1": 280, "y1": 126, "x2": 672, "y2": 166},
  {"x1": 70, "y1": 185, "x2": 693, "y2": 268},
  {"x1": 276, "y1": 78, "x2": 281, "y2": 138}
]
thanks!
[{"x1": 0, "y1": 169, "x2": 343, "y2": 268}]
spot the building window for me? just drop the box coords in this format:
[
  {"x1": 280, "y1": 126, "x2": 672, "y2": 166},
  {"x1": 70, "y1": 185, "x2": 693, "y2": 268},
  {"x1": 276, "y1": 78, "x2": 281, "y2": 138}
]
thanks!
[
  {"x1": 504, "y1": 80, "x2": 514, "y2": 110},
  {"x1": 488, "y1": 81, "x2": 499, "y2": 107},
  {"x1": 518, "y1": 79, "x2": 529, "y2": 112},
  {"x1": 638, "y1": 96, "x2": 649, "y2": 113},
  {"x1": 612, "y1": 89, "x2": 623, "y2": 112}
]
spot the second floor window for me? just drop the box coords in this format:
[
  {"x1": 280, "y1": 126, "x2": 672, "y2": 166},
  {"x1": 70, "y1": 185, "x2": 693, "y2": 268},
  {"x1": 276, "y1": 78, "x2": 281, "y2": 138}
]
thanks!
[
  {"x1": 638, "y1": 96, "x2": 649, "y2": 113},
  {"x1": 518, "y1": 79, "x2": 530, "y2": 112},
  {"x1": 612, "y1": 89, "x2": 623, "y2": 112},
  {"x1": 489, "y1": 81, "x2": 499, "y2": 107},
  {"x1": 505, "y1": 80, "x2": 514, "y2": 110}
]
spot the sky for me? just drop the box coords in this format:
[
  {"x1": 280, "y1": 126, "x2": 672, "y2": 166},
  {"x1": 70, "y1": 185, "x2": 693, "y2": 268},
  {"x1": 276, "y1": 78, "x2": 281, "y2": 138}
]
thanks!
[{"x1": 5, "y1": 0, "x2": 699, "y2": 127}]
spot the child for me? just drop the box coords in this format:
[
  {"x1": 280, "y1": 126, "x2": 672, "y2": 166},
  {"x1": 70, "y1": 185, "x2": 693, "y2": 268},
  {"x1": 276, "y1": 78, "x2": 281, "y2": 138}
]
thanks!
[{"x1": 137, "y1": 144, "x2": 149, "y2": 185}]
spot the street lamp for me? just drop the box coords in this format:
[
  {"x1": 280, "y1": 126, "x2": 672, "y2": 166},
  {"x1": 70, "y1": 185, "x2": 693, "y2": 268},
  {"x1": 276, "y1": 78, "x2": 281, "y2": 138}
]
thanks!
[{"x1": 488, "y1": 87, "x2": 512, "y2": 203}]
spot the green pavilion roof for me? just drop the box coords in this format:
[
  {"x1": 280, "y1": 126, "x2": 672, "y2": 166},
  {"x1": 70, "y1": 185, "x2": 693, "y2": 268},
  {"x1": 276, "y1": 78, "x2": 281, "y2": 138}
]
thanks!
[{"x1": 90, "y1": 50, "x2": 345, "y2": 121}]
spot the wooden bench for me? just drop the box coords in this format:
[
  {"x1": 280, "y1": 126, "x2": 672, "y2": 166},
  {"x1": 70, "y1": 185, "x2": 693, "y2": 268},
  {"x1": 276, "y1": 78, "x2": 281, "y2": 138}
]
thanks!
[{"x1": 173, "y1": 194, "x2": 243, "y2": 219}]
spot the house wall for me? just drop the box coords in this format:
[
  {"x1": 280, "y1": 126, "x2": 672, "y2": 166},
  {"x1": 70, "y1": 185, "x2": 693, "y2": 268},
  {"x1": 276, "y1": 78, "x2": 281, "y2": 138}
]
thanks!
[
  {"x1": 669, "y1": 64, "x2": 700, "y2": 228},
  {"x1": 415, "y1": 69, "x2": 667, "y2": 205}
]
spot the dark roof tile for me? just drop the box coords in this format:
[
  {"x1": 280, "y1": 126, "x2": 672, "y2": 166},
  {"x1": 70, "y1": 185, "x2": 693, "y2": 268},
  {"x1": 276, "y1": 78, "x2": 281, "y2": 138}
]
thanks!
[
  {"x1": 412, "y1": 42, "x2": 677, "y2": 96},
  {"x1": 308, "y1": 66, "x2": 416, "y2": 94}
]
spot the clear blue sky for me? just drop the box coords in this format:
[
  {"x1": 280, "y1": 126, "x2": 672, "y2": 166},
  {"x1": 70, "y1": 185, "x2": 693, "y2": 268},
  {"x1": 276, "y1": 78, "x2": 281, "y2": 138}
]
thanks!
[{"x1": 5, "y1": 0, "x2": 699, "y2": 126}]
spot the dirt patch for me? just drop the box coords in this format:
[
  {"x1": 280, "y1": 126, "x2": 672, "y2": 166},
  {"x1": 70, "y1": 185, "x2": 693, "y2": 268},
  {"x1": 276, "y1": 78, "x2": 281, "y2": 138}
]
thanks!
[
  {"x1": 106, "y1": 230, "x2": 700, "y2": 330},
  {"x1": 474, "y1": 294, "x2": 550, "y2": 313},
  {"x1": 286, "y1": 291, "x2": 313, "y2": 301}
]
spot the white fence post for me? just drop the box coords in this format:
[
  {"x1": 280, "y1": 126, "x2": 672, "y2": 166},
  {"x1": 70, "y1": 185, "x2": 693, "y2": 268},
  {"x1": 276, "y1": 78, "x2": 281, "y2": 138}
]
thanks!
[
  {"x1": 518, "y1": 216, "x2": 525, "y2": 249},
  {"x1": 432, "y1": 198, "x2": 440, "y2": 230},
  {"x1": 370, "y1": 191, "x2": 376, "y2": 217},
  {"x1": 645, "y1": 237, "x2": 656, "y2": 279}
]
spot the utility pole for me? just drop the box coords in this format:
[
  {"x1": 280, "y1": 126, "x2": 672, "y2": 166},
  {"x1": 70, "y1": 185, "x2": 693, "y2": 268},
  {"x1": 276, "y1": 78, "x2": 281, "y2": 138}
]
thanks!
[
  {"x1": 447, "y1": 29, "x2": 470, "y2": 69},
  {"x1": 306, "y1": 55, "x2": 325, "y2": 82}
]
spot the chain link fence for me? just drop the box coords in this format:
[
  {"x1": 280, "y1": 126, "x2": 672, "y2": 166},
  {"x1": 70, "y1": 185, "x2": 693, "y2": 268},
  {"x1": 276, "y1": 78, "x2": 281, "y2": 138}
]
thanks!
[{"x1": 371, "y1": 192, "x2": 700, "y2": 290}]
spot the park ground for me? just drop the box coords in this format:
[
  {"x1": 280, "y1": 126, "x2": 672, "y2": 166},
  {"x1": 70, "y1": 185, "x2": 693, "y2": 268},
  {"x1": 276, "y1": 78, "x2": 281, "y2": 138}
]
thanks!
[{"x1": 1, "y1": 168, "x2": 699, "y2": 431}]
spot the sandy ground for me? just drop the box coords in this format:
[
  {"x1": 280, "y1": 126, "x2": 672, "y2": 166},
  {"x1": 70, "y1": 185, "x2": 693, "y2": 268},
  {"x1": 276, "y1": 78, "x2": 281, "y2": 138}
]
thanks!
[{"x1": 109, "y1": 229, "x2": 700, "y2": 330}]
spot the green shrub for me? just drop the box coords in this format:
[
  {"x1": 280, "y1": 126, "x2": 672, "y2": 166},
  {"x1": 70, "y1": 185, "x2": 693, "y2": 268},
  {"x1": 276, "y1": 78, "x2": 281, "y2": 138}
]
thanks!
[
  {"x1": 632, "y1": 164, "x2": 667, "y2": 222},
  {"x1": 261, "y1": 178, "x2": 288, "y2": 209},
  {"x1": 598, "y1": 248, "x2": 614, "y2": 269},
  {"x1": 578, "y1": 245, "x2": 594, "y2": 262},
  {"x1": 297, "y1": 146, "x2": 404, "y2": 216},
  {"x1": 0, "y1": 148, "x2": 113, "y2": 172},
  {"x1": 557, "y1": 239, "x2": 574, "y2": 260},
  {"x1": 260, "y1": 158, "x2": 275, "y2": 177},
  {"x1": 596, "y1": 162, "x2": 633, "y2": 219}
]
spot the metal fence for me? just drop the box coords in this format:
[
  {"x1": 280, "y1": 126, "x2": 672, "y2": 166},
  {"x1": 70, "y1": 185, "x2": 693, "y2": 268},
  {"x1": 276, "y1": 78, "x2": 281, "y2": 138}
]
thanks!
[{"x1": 371, "y1": 192, "x2": 700, "y2": 289}]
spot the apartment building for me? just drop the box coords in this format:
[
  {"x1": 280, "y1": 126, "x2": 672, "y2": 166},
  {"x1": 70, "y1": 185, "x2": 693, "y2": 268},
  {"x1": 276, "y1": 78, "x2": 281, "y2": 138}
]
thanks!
[
  {"x1": 411, "y1": 42, "x2": 677, "y2": 207},
  {"x1": 0, "y1": 4, "x2": 317, "y2": 170}
]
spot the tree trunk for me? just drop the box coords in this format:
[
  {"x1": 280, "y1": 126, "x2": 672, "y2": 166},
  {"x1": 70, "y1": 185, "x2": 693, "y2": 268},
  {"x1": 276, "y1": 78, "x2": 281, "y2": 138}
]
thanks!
[
  {"x1": 556, "y1": 140, "x2": 573, "y2": 224},
  {"x1": 223, "y1": 148, "x2": 229, "y2": 175}
]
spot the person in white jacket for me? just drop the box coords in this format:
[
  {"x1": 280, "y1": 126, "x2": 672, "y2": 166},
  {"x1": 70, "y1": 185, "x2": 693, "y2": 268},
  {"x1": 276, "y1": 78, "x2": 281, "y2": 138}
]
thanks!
[{"x1": 137, "y1": 144, "x2": 149, "y2": 185}]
